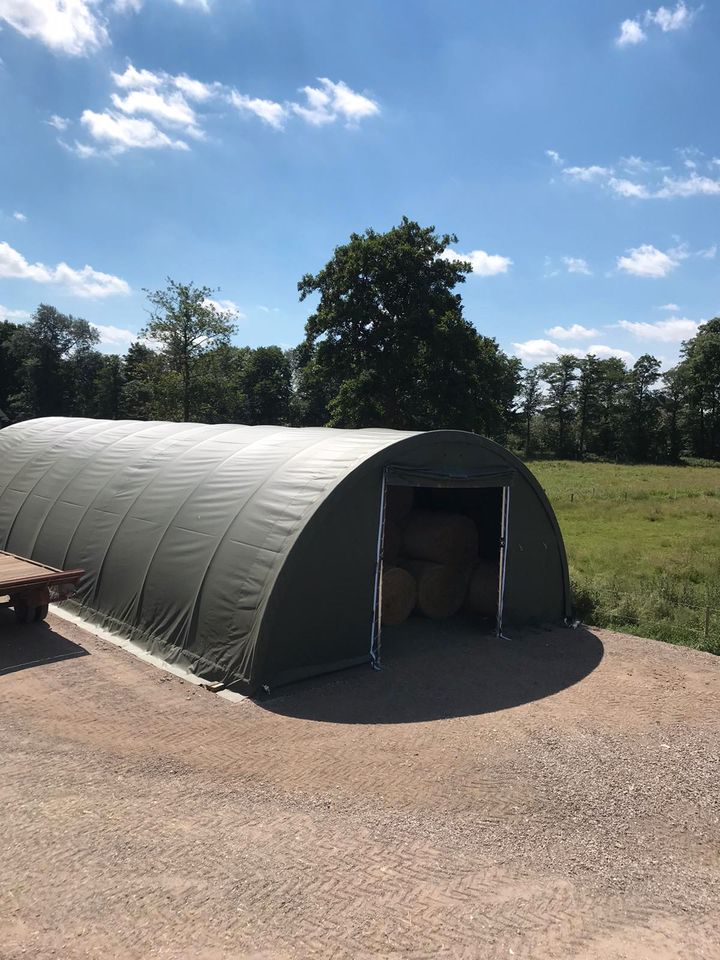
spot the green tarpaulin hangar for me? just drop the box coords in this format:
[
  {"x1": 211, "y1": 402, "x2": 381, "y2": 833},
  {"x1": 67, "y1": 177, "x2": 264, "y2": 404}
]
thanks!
[{"x1": 0, "y1": 417, "x2": 570, "y2": 692}]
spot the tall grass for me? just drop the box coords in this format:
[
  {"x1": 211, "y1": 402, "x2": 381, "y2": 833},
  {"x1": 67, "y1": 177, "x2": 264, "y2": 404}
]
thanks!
[{"x1": 527, "y1": 461, "x2": 720, "y2": 655}]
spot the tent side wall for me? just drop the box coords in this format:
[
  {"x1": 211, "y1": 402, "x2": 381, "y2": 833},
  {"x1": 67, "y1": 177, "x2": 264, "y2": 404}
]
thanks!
[{"x1": 255, "y1": 432, "x2": 571, "y2": 690}]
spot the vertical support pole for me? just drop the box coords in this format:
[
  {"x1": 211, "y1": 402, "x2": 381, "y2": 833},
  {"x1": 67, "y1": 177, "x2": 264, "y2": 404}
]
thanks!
[
  {"x1": 496, "y1": 485, "x2": 511, "y2": 638},
  {"x1": 370, "y1": 469, "x2": 389, "y2": 669}
]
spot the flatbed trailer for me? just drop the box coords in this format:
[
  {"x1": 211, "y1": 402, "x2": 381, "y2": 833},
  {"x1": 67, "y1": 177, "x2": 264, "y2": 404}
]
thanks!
[{"x1": 0, "y1": 551, "x2": 83, "y2": 623}]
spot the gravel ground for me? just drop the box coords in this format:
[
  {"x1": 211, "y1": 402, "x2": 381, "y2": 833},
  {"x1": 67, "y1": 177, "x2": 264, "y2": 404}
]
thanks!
[{"x1": 0, "y1": 608, "x2": 718, "y2": 959}]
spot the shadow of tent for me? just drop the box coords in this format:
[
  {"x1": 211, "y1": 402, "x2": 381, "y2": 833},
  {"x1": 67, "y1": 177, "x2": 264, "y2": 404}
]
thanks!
[
  {"x1": 0, "y1": 608, "x2": 89, "y2": 676},
  {"x1": 258, "y1": 620, "x2": 604, "y2": 725}
]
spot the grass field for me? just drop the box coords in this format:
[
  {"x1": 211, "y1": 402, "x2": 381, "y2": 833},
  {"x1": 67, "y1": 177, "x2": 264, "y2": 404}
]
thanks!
[{"x1": 527, "y1": 461, "x2": 720, "y2": 655}]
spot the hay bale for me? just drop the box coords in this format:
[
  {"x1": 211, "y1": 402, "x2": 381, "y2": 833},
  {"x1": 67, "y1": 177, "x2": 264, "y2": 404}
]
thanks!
[
  {"x1": 381, "y1": 565, "x2": 417, "y2": 626},
  {"x1": 464, "y1": 560, "x2": 499, "y2": 617},
  {"x1": 402, "y1": 560, "x2": 471, "y2": 620},
  {"x1": 402, "y1": 510, "x2": 478, "y2": 565},
  {"x1": 383, "y1": 518, "x2": 402, "y2": 564},
  {"x1": 385, "y1": 485, "x2": 414, "y2": 524}
]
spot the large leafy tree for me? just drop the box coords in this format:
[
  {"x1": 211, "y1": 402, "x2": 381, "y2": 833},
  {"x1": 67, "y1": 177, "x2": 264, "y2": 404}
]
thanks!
[
  {"x1": 623, "y1": 354, "x2": 661, "y2": 461},
  {"x1": 574, "y1": 355, "x2": 603, "y2": 459},
  {"x1": 0, "y1": 319, "x2": 23, "y2": 423},
  {"x1": 594, "y1": 357, "x2": 628, "y2": 460},
  {"x1": 141, "y1": 279, "x2": 237, "y2": 422},
  {"x1": 297, "y1": 217, "x2": 514, "y2": 433},
  {"x1": 539, "y1": 355, "x2": 577, "y2": 458},
  {"x1": 677, "y1": 318, "x2": 720, "y2": 459},
  {"x1": 517, "y1": 367, "x2": 543, "y2": 458},
  {"x1": 7, "y1": 304, "x2": 99, "y2": 419}
]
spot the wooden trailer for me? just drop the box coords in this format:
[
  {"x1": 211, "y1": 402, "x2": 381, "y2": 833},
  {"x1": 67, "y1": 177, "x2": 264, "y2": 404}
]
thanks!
[{"x1": 0, "y1": 551, "x2": 83, "y2": 624}]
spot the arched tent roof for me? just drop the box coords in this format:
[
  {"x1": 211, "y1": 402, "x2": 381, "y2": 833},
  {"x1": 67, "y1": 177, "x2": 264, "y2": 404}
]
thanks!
[{"x1": 0, "y1": 418, "x2": 570, "y2": 691}]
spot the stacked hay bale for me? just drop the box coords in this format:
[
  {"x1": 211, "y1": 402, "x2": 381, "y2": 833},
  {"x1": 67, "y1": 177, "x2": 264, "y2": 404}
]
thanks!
[
  {"x1": 380, "y1": 488, "x2": 499, "y2": 626},
  {"x1": 400, "y1": 510, "x2": 477, "y2": 619}
]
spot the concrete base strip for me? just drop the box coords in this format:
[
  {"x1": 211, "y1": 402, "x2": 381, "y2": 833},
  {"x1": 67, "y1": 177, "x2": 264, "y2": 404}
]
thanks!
[{"x1": 49, "y1": 603, "x2": 248, "y2": 703}]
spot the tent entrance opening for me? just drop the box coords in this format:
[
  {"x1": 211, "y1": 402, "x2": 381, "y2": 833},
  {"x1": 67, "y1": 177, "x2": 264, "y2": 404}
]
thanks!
[{"x1": 377, "y1": 484, "x2": 507, "y2": 645}]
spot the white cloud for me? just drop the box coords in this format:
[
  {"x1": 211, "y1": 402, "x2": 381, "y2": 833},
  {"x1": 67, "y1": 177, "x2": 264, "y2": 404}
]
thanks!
[
  {"x1": 658, "y1": 303, "x2": 680, "y2": 311},
  {"x1": 512, "y1": 339, "x2": 566, "y2": 363},
  {"x1": 114, "y1": 0, "x2": 209, "y2": 10},
  {"x1": 561, "y1": 256, "x2": 592, "y2": 275},
  {"x1": 616, "y1": 18, "x2": 647, "y2": 46},
  {"x1": 441, "y1": 248, "x2": 512, "y2": 277},
  {"x1": 0, "y1": 240, "x2": 130, "y2": 297},
  {"x1": 69, "y1": 64, "x2": 380, "y2": 156},
  {"x1": 46, "y1": 113, "x2": 70, "y2": 131},
  {"x1": 621, "y1": 155, "x2": 653, "y2": 172},
  {"x1": 0, "y1": 304, "x2": 30, "y2": 321},
  {"x1": 0, "y1": 0, "x2": 108, "y2": 55},
  {"x1": 291, "y1": 78, "x2": 379, "y2": 127},
  {"x1": 204, "y1": 297, "x2": 245, "y2": 318},
  {"x1": 618, "y1": 317, "x2": 699, "y2": 341},
  {"x1": 546, "y1": 149, "x2": 564, "y2": 166},
  {"x1": 558, "y1": 151, "x2": 720, "y2": 201},
  {"x1": 563, "y1": 165, "x2": 612, "y2": 182},
  {"x1": 616, "y1": 243, "x2": 682, "y2": 278},
  {"x1": 608, "y1": 177, "x2": 651, "y2": 198},
  {"x1": 12, "y1": 211, "x2": 27, "y2": 222},
  {"x1": 81, "y1": 109, "x2": 190, "y2": 153},
  {"x1": 546, "y1": 324, "x2": 599, "y2": 340},
  {"x1": 616, "y1": 3, "x2": 696, "y2": 48},
  {"x1": 92, "y1": 322, "x2": 136, "y2": 348},
  {"x1": 111, "y1": 88, "x2": 201, "y2": 133},
  {"x1": 512, "y1": 338, "x2": 634, "y2": 364},
  {"x1": 173, "y1": 74, "x2": 217, "y2": 102},
  {"x1": 646, "y1": 2, "x2": 695, "y2": 32},
  {"x1": 655, "y1": 173, "x2": 720, "y2": 198},
  {"x1": 112, "y1": 63, "x2": 164, "y2": 90},
  {"x1": 229, "y1": 92, "x2": 287, "y2": 130},
  {"x1": 588, "y1": 344, "x2": 635, "y2": 362},
  {"x1": 698, "y1": 243, "x2": 717, "y2": 259}
]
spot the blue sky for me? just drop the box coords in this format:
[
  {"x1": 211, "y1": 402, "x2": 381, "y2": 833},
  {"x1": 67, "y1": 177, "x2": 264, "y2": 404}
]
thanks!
[{"x1": 0, "y1": 0, "x2": 718, "y2": 368}]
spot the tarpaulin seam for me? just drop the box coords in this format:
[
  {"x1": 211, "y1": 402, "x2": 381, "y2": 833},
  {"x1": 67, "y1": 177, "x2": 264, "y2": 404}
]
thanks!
[
  {"x1": 130, "y1": 427, "x2": 290, "y2": 626},
  {"x1": 184, "y1": 433, "x2": 340, "y2": 680},
  {"x1": 2, "y1": 419, "x2": 111, "y2": 549},
  {"x1": 29, "y1": 421, "x2": 159, "y2": 560},
  {"x1": 73, "y1": 423, "x2": 245, "y2": 603}
]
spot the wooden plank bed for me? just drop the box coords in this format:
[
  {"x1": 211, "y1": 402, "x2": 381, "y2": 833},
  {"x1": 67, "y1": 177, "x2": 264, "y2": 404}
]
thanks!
[{"x1": 0, "y1": 551, "x2": 83, "y2": 623}]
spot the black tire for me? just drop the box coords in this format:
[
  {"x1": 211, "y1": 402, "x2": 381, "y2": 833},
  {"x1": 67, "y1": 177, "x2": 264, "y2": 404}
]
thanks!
[
  {"x1": 34, "y1": 603, "x2": 49, "y2": 622},
  {"x1": 13, "y1": 600, "x2": 32, "y2": 624}
]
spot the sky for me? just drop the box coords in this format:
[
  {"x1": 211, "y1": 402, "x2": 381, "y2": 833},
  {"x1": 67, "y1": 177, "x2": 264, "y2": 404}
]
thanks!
[{"x1": 0, "y1": 0, "x2": 718, "y2": 368}]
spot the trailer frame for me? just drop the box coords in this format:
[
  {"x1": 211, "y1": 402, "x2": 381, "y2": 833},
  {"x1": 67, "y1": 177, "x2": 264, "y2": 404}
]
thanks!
[{"x1": 0, "y1": 551, "x2": 83, "y2": 624}]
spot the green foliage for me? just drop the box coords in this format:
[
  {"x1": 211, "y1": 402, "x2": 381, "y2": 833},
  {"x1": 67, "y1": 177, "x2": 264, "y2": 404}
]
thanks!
[
  {"x1": 297, "y1": 216, "x2": 519, "y2": 433},
  {"x1": 141, "y1": 279, "x2": 238, "y2": 422},
  {"x1": 679, "y1": 317, "x2": 720, "y2": 460},
  {"x1": 530, "y1": 460, "x2": 720, "y2": 654},
  {"x1": 5, "y1": 304, "x2": 100, "y2": 419}
]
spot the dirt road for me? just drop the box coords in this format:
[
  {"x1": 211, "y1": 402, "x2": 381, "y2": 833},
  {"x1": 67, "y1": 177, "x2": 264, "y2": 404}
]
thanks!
[{"x1": 1, "y1": 610, "x2": 718, "y2": 959}]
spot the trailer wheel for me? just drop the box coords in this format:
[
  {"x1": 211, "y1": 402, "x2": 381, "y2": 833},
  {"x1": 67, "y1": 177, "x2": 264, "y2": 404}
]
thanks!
[
  {"x1": 13, "y1": 600, "x2": 32, "y2": 624},
  {"x1": 34, "y1": 603, "x2": 49, "y2": 622}
]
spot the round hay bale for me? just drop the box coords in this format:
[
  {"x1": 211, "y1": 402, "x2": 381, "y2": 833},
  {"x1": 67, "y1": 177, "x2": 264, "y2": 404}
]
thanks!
[
  {"x1": 385, "y1": 485, "x2": 414, "y2": 524},
  {"x1": 381, "y1": 565, "x2": 417, "y2": 626},
  {"x1": 383, "y1": 518, "x2": 402, "y2": 564},
  {"x1": 402, "y1": 560, "x2": 471, "y2": 620},
  {"x1": 464, "y1": 561, "x2": 499, "y2": 617},
  {"x1": 402, "y1": 510, "x2": 478, "y2": 565}
]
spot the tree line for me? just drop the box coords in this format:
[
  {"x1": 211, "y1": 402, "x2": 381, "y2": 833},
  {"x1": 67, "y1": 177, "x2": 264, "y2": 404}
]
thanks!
[{"x1": 1, "y1": 217, "x2": 718, "y2": 463}]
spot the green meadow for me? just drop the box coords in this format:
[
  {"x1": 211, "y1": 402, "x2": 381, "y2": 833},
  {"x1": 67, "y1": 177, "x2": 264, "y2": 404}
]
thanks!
[{"x1": 527, "y1": 461, "x2": 720, "y2": 655}]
